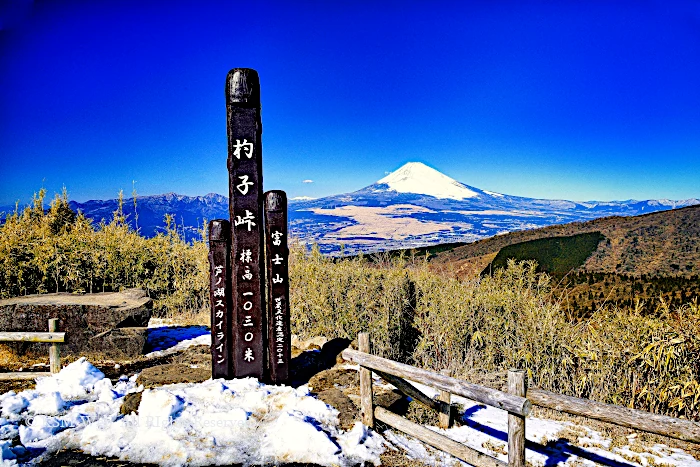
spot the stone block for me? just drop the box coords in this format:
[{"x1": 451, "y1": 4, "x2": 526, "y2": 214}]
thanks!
[
  {"x1": 0, "y1": 288, "x2": 152, "y2": 356},
  {"x1": 88, "y1": 327, "x2": 148, "y2": 358}
]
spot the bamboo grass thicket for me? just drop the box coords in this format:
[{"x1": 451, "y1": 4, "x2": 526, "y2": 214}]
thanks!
[
  {"x1": 0, "y1": 189, "x2": 209, "y2": 316},
  {"x1": 1, "y1": 189, "x2": 699, "y2": 420},
  {"x1": 289, "y1": 247, "x2": 700, "y2": 421}
]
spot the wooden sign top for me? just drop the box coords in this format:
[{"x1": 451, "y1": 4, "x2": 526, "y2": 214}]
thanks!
[{"x1": 226, "y1": 68, "x2": 260, "y2": 107}]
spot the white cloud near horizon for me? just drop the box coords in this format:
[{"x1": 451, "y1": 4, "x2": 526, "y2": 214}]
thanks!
[{"x1": 302, "y1": 179, "x2": 314, "y2": 184}]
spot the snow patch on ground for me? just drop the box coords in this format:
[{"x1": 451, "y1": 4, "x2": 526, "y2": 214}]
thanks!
[
  {"x1": 0, "y1": 359, "x2": 385, "y2": 466},
  {"x1": 145, "y1": 325, "x2": 210, "y2": 356},
  {"x1": 387, "y1": 381, "x2": 700, "y2": 467},
  {"x1": 144, "y1": 334, "x2": 210, "y2": 359},
  {"x1": 2, "y1": 323, "x2": 698, "y2": 467}
]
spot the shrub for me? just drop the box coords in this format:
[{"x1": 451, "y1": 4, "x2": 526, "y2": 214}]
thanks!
[{"x1": 289, "y1": 250, "x2": 700, "y2": 420}]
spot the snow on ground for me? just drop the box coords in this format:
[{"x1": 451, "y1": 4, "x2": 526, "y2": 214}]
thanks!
[
  {"x1": 0, "y1": 359, "x2": 384, "y2": 466},
  {"x1": 148, "y1": 318, "x2": 188, "y2": 329},
  {"x1": 2, "y1": 323, "x2": 698, "y2": 467},
  {"x1": 137, "y1": 327, "x2": 700, "y2": 467},
  {"x1": 144, "y1": 324, "x2": 210, "y2": 357},
  {"x1": 143, "y1": 334, "x2": 211, "y2": 359},
  {"x1": 383, "y1": 380, "x2": 700, "y2": 467}
]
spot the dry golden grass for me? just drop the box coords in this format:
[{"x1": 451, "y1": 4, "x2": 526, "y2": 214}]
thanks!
[
  {"x1": 481, "y1": 440, "x2": 507, "y2": 456},
  {"x1": 159, "y1": 306, "x2": 210, "y2": 326},
  {"x1": 0, "y1": 189, "x2": 209, "y2": 316},
  {"x1": 2, "y1": 188, "x2": 698, "y2": 422},
  {"x1": 290, "y1": 248, "x2": 700, "y2": 421},
  {"x1": 0, "y1": 344, "x2": 48, "y2": 369},
  {"x1": 379, "y1": 448, "x2": 447, "y2": 467}
]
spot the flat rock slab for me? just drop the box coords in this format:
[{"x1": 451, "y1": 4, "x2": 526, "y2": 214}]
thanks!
[
  {"x1": 0, "y1": 288, "x2": 152, "y2": 356},
  {"x1": 92, "y1": 327, "x2": 148, "y2": 358}
]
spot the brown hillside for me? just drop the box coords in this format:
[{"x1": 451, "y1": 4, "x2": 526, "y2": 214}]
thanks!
[{"x1": 432, "y1": 204, "x2": 700, "y2": 277}]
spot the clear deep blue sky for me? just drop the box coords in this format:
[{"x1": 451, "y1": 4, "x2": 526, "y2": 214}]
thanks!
[{"x1": 1, "y1": 0, "x2": 699, "y2": 205}]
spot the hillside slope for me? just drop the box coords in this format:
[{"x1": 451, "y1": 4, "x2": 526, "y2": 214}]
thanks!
[
  {"x1": 485, "y1": 232, "x2": 605, "y2": 276},
  {"x1": 432, "y1": 204, "x2": 700, "y2": 277}
]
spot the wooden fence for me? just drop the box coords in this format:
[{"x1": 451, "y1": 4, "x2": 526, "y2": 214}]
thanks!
[
  {"x1": 343, "y1": 333, "x2": 529, "y2": 467},
  {"x1": 0, "y1": 318, "x2": 64, "y2": 380},
  {"x1": 344, "y1": 332, "x2": 700, "y2": 467}
]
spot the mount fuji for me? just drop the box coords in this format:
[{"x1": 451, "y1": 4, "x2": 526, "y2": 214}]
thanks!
[
  {"x1": 11, "y1": 162, "x2": 695, "y2": 253},
  {"x1": 288, "y1": 162, "x2": 699, "y2": 254}
]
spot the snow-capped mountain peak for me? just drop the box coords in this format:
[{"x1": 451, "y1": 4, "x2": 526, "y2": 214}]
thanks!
[{"x1": 376, "y1": 162, "x2": 479, "y2": 200}]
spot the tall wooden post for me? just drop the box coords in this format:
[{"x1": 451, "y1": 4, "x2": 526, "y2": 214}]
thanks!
[
  {"x1": 438, "y1": 369, "x2": 453, "y2": 429},
  {"x1": 226, "y1": 68, "x2": 266, "y2": 378},
  {"x1": 508, "y1": 369, "x2": 527, "y2": 467},
  {"x1": 265, "y1": 190, "x2": 290, "y2": 384},
  {"x1": 358, "y1": 332, "x2": 374, "y2": 428},
  {"x1": 208, "y1": 219, "x2": 232, "y2": 379}
]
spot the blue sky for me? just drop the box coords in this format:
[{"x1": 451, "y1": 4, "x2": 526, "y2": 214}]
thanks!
[{"x1": 1, "y1": 0, "x2": 699, "y2": 206}]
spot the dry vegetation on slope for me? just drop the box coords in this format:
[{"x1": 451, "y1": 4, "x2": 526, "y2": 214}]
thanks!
[
  {"x1": 291, "y1": 250, "x2": 700, "y2": 421},
  {"x1": 0, "y1": 189, "x2": 209, "y2": 317},
  {"x1": 1, "y1": 190, "x2": 699, "y2": 421},
  {"x1": 432, "y1": 204, "x2": 700, "y2": 277}
]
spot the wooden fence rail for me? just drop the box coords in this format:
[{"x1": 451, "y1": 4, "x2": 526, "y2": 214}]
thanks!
[
  {"x1": 528, "y1": 388, "x2": 700, "y2": 444},
  {"x1": 342, "y1": 348, "x2": 531, "y2": 417},
  {"x1": 0, "y1": 332, "x2": 65, "y2": 343},
  {"x1": 374, "y1": 405, "x2": 507, "y2": 467},
  {"x1": 343, "y1": 333, "x2": 528, "y2": 467},
  {"x1": 345, "y1": 332, "x2": 700, "y2": 467},
  {"x1": 0, "y1": 319, "x2": 64, "y2": 380}
]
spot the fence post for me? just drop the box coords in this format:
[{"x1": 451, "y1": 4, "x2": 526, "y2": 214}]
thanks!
[
  {"x1": 507, "y1": 369, "x2": 526, "y2": 467},
  {"x1": 48, "y1": 319, "x2": 60, "y2": 374},
  {"x1": 438, "y1": 369, "x2": 452, "y2": 429},
  {"x1": 358, "y1": 332, "x2": 374, "y2": 428}
]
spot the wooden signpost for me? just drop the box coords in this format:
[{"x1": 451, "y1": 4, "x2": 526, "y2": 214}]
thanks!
[
  {"x1": 265, "y1": 190, "x2": 290, "y2": 384},
  {"x1": 208, "y1": 219, "x2": 232, "y2": 379},
  {"x1": 226, "y1": 68, "x2": 266, "y2": 378},
  {"x1": 209, "y1": 68, "x2": 291, "y2": 384}
]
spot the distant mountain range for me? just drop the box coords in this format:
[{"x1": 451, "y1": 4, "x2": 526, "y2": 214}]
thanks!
[
  {"x1": 68, "y1": 193, "x2": 229, "y2": 241},
  {"x1": 2, "y1": 162, "x2": 697, "y2": 252},
  {"x1": 287, "y1": 162, "x2": 699, "y2": 253}
]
